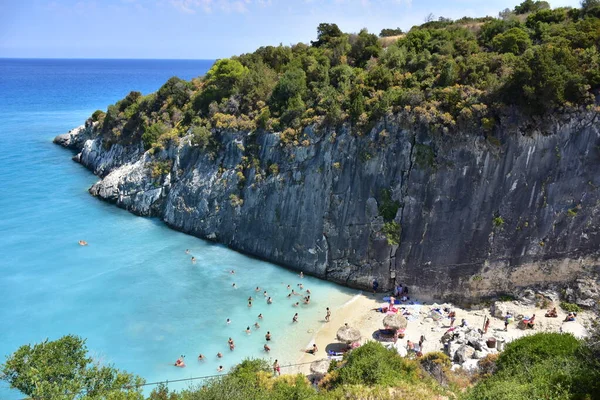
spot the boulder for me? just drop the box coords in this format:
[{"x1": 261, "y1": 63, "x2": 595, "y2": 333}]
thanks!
[
  {"x1": 454, "y1": 345, "x2": 476, "y2": 364},
  {"x1": 461, "y1": 359, "x2": 480, "y2": 373}
]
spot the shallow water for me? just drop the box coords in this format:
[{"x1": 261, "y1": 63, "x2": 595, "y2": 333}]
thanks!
[{"x1": 0, "y1": 59, "x2": 357, "y2": 397}]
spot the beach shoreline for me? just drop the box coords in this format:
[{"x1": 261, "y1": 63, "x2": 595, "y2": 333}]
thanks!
[{"x1": 286, "y1": 291, "x2": 595, "y2": 376}]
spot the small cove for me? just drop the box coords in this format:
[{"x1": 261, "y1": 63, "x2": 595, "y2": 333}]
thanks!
[{"x1": 0, "y1": 59, "x2": 357, "y2": 398}]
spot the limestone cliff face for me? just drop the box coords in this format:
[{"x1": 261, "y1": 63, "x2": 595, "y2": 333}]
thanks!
[{"x1": 54, "y1": 112, "x2": 600, "y2": 300}]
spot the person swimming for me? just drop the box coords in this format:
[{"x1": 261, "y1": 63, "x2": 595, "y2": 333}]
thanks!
[
  {"x1": 294, "y1": 302, "x2": 299, "y2": 307},
  {"x1": 226, "y1": 318, "x2": 231, "y2": 324},
  {"x1": 198, "y1": 354, "x2": 205, "y2": 361},
  {"x1": 217, "y1": 365, "x2": 223, "y2": 372},
  {"x1": 267, "y1": 297, "x2": 273, "y2": 304},
  {"x1": 300, "y1": 272, "x2": 304, "y2": 278},
  {"x1": 230, "y1": 270, "x2": 235, "y2": 274},
  {"x1": 263, "y1": 290, "x2": 268, "y2": 297},
  {"x1": 78, "y1": 240, "x2": 88, "y2": 246},
  {"x1": 255, "y1": 286, "x2": 261, "y2": 292},
  {"x1": 232, "y1": 283, "x2": 237, "y2": 288},
  {"x1": 292, "y1": 313, "x2": 298, "y2": 323},
  {"x1": 264, "y1": 343, "x2": 271, "y2": 352},
  {"x1": 191, "y1": 257, "x2": 196, "y2": 263},
  {"x1": 299, "y1": 283, "x2": 304, "y2": 290},
  {"x1": 217, "y1": 352, "x2": 223, "y2": 358},
  {"x1": 265, "y1": 331, "x2": 271, "y2": 341},
  {"x1": 174, "y1": 355, "x2": 185, "y2": 367},
  {"x1": 254, "y1": 322, "x2": 260, "y2": 329},
  {"x1": 228, "y1": 338, "x2": 235, "y2": 351},
  {"x1": 306, "y1": 289, "x2": 311, "y2": 294},
  {"x1": 185, "y1": 249, "x2": 190, "y2": 254},
  {"x1": 245, "y1": 326, "x2": 251, "y2": 334},
  {"x1": 304, "y1": 296, "x2": 311, "y2": 304},
  {"x1": 258, "y1": 313, "x2": 263, "y2": 319},
  {"x1": 248, "y1": 296, "x2": 253, "y2": 301},
  {"x1": 248, "y1": 301, "x2": 252, "y2": 307},
  {"x1": 286, "y1": 285, "x2": 291, "y2": 290}
]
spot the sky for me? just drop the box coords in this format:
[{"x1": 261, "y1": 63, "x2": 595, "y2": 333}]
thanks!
[{"x1": 0, "y1": 0, "x2": 582, "y2": 59}]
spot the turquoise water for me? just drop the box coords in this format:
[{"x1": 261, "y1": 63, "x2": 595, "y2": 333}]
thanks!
[{"x1": 0, "y1": 59, "x2": 357, "y2": 397}]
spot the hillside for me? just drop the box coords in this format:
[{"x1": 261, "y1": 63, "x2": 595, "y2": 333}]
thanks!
[{"x1": 54, "y1": 0, "x2": 600, "y2": 299}]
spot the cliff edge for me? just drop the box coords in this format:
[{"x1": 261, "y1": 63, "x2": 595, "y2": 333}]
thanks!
[{"x1": 54, "y1": 112, "x2": 600, "y2": 301}]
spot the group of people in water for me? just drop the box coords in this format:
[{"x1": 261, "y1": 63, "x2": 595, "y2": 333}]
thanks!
[{"x1": 175, "y1": 254, "x2": 321, "y2": 373}]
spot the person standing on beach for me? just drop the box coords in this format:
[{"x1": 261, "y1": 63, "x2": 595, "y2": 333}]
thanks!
[
  {"x1": 504, "y1": 313, "x2": 512, "y2": 331},
  {"x1": 273, "y1": 359, "x2": 281, "y2": 376},
  {"x1": 325, "y1": 307, "x2": 331, "y2": 322},
  {"x1": 372, "y1": 279, "x2": 379, "y2": 294},
  {"x1": 484, "y1": 317, "x2": 490, "y2": 334}
]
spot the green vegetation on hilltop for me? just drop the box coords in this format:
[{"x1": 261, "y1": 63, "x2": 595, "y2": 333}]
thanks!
[{"x1": 93, "y1": 1, "x2": 600, "y2": 153}]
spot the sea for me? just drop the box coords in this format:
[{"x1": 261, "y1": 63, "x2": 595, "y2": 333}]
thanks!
[{"x1": 0, "y1": 59, "x2": 357, "y2": 398}]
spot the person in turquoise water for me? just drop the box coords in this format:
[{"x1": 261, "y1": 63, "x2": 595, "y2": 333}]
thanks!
[{"x1": 293, "y1": 313, "x2": 298, "y2": 323}]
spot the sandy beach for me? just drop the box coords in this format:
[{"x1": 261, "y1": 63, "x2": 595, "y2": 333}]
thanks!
[{"x1": 289, "y1": 291, "x2": 594, "y2": 376}]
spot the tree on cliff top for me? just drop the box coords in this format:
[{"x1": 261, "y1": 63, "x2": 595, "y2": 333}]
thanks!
[
  {"x1": 1, "y1": 335, "x2": 144, "y2": 399},
  {"x1": 311, "y1": 23, "x2": 343, "y2": 47}
]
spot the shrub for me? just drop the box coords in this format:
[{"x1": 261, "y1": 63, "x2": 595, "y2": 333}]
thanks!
[
  {"x1": 142, "y1": 122, "x2": 169, "y2": 150},
  {"x1": 149, "y1": 160, "x2": 172, "y2": 179},
  {"x1": 325, "y1": 341, "x2": 422, "y2": 388},
  {"x1": 560, "y1": 301, "x2": 581, "y2": 313},
  {"x1": 379, "y1": 189, "x2": 400, "y2": 222},
  {"x1": 382, "y1": 221, "x2": 401, "y2": 246},
  {"x1": 491, "y1": 27, "x2": 532, "y2": 55},
  {"x1": 191, "y1": 125, "x2": 212, "y2": 149},
  {"x1": 91, "y1": 109, "x2": 105, "y2": 122},
  {"x1": 498, "y1": 333, "x2": 580, "y2": 371}
]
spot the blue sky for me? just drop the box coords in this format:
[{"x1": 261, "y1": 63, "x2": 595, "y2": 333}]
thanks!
[{"x1": 0, "y1": 0, "x2": 581, "y2": 59}]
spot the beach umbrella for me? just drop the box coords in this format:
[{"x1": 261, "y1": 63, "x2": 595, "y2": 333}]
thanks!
[
  {"x1": 336, "y1": 324, "x2": 361, "y2": 343},
  {"x1": 383, "y1": 313, "x2": 408, "y2": 330},
  {"x1": 310, "y1": 359, "x2": 331, "y2": 376}
]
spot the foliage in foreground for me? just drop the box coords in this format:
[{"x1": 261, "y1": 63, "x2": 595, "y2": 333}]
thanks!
[
  {"x1": 0, "y1": 335, "x2": 144, "y2": 399},
  {"x1": 94, "y1": 0, "x2": 600, "y2": 153},
  {"x1": 464, "y1": 332, "x2": 600, "y2": 400},
  {"x1": 3, "y1": 330, "x2": 600, "y2": 400}
]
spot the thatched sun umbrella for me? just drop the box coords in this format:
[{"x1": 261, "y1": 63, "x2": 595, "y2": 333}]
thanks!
[
  {"x1": 383, "y1": 313, "x2": 408, "y2": 330},
  {"x1": 336, "y1": 323, "x2": 361, "y2": 343},
  {"x1": 310, "y1": 358, "x2": 331, "y2": 376}
]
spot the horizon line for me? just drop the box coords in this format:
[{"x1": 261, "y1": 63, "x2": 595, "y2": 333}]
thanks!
[{"x1": 0, "y1": 57, "x2": 217, "y2": 61}]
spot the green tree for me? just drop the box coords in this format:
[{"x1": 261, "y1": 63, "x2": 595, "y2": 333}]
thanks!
[
  {"x1": 269, "y1": 68, "x2": 307, "y2": 116},
  {"x1": 379, "y1": 28, "x2": 403, "y2": 37},
  {"x1": 311, "y1": 23, "x2": 344, "y2": 47},
  {"x1": 194, "y1": 59, "x2": 248, "y2": 113},
  {"x1": 349, "y1": 29, "x2": 382, "y2": 67},
  {"x1": 1, "y1": 335, "x2": 143, "y2": 400},
  {"x1": 491, "y1": 27, "x2": 532, "y2": 54},
  {"x1": 142, "y1": 122, "x2": 169, "y2": 150},
  {"x1": 514, "y1": 0, "x2": 550, "y2": 14}
]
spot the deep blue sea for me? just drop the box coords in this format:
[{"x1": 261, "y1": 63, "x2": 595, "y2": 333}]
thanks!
[{"x1": 0, "y1": 59, "x2": 356, "y2": 398}]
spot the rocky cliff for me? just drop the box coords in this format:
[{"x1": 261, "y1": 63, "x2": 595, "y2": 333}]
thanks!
[{"x1": 54, "y1": 112, "x2": 600, "y2": 301}]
